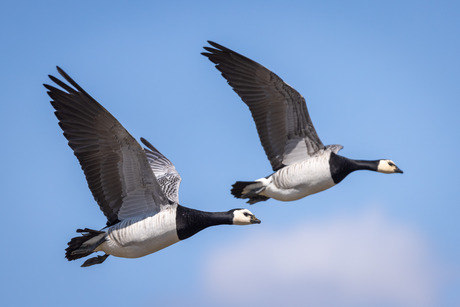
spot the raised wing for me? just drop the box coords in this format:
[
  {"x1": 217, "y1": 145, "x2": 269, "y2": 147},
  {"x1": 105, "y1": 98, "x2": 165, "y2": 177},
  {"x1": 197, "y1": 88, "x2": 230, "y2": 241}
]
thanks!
[
  {"x1": 202, "y1": 41, "x2": 325, "y2": 171},
  {"x1": 140, "y1": 137, "x2": 182, "y2": 204},
  {"x1": 44, "y1": 67, "x2": 168, "y2": 225}
]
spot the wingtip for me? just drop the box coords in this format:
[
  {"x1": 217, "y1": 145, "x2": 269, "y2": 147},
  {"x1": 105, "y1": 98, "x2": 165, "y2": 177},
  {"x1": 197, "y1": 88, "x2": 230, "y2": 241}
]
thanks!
[
  {"x1": 46, "y1": 73, "x2": 56, "y2": 84},
  {"x1": 207, "y1": 40, "x2": 222, "y2": 49},
  {"x1": 56, "y1": 66, "x2": 68, "y2": 78},
  {"x1": 206, "y1": 40, "x2": 218, "y2": 47},
  {"x1": 203, "y1": 46, "x2": 216, "y2": 53},
  {"x1": 48, "y1": 74, "x2": 60, "y2": 83}
]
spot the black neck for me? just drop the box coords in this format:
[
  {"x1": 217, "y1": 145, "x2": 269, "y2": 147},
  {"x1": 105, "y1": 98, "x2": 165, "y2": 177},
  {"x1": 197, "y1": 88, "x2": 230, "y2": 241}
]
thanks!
[
  {"x1": 329, "y1": 153, "x2": 379, "y2": 184},
  {"x1": 175, "y1": 205, "x2": 233, "y2": 240}
]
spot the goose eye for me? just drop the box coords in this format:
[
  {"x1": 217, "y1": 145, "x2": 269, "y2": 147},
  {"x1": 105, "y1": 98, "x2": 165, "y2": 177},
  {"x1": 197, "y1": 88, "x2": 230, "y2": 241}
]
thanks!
[
  {"x1": 243, "y1": 212, "x2": 250, "y2": 217},
  {"x1": 388, "y1": 162, "x2": 395, "y2": 167}
]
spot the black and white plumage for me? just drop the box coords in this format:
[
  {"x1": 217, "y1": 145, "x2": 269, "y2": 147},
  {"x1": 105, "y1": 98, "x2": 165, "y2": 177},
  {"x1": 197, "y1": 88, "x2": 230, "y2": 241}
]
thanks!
[
  {"x1": 45, "y1": 67, "x2": 260, "y2": 267},
  {"x1": 141, "y1": 137, "x2": 182, "y2": 204},
  {"x1": 202, "y1": 41, "x2": 403, "y2": 204}
]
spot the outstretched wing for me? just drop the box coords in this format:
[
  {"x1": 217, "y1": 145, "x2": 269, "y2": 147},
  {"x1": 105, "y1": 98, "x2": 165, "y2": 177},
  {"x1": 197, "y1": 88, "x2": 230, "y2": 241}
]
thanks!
[
  {"x1": 44, "y1": 67, "x2": 168, "y2": 225},
  {"x1": 140, "y1": 137, "x2": 182, "y2": 204},
  {"x1": 202, "y1": 41, "x2": 325, "y2": 171}
]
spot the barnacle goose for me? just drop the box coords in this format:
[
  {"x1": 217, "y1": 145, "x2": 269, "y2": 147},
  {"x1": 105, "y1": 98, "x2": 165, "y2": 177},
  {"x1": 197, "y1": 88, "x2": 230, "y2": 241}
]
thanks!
[
  {"x1": 44, "y1": 67, "x2": 260, "y2": 267},
  {"x1": 202, "y1": 41, "x2": 403, "y2": 204}
]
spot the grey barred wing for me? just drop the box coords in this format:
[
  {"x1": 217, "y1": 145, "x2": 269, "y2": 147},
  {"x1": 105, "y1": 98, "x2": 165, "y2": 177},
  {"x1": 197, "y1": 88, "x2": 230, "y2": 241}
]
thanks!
[{"x1": 141, "y1": 137, "x2": 182, "y2": 204}]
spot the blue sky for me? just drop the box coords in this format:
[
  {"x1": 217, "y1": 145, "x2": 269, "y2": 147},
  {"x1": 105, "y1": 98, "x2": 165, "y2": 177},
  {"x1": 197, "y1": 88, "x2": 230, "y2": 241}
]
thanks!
[{"x1": 1, "y1": 0, "x2": 459, "y2": 306}]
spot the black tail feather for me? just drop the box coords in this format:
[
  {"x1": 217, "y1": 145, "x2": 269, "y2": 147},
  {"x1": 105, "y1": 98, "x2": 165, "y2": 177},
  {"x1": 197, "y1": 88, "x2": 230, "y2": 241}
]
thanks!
[
  {"x1": 231, "y1": 181, "x2": 254, "y2": 198},
  {"x1": 231, "y1": 181, "x2": 270, "y2": 205},
  {"x1": 65, "y1": 228, "x2": 105, "y2": 261}
]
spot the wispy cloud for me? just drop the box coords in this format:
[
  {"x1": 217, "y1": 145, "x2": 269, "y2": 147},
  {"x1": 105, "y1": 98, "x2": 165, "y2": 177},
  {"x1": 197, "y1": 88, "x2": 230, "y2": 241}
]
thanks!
[{"x1": 203, "y1": 209, "x2": 441, "y2": 307}]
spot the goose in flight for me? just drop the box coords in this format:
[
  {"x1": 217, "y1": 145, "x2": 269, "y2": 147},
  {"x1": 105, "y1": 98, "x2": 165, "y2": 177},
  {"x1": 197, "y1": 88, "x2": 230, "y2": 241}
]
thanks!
[
  {"x1": 202, "y1": 41, "x2": 403, "y2": 204},
  {"x1": 44, "y1": 67, "x2": 260, "y2": 267}
]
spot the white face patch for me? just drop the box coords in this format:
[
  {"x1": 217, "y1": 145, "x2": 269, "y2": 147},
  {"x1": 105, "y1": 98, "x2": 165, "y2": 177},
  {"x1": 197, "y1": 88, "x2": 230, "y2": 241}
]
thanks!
[
  {"x1": 232, "y1": 209, "x2": 258, "y2": 225},
  {"x1": 377, "y1": 160, "x2": 400, "y2": 174}
]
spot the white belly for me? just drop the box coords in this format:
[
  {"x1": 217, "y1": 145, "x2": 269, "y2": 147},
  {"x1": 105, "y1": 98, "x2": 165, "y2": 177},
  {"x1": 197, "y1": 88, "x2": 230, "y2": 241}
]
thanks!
[
  {"x1": 263, "y1": 154, "x2": 335, "y2": 201},
  {"x1": 96, "y1": 207, "x2": 180, "y2": 258}
]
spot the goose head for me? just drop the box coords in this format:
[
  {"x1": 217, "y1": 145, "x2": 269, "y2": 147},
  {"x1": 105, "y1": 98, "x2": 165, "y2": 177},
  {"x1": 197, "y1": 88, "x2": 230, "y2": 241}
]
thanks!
[
  {"x1": 377, "y1": 160, "x2": 403, "y2": 174},
  {"x1": 231, "y1": 209, "x2": 261, "y2": 225}
]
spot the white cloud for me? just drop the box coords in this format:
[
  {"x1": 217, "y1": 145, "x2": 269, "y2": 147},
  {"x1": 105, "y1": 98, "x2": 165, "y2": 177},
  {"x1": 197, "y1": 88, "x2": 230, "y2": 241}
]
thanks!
[{"x1": 202, "y1": 209, "x2": 441, "y2": 307}]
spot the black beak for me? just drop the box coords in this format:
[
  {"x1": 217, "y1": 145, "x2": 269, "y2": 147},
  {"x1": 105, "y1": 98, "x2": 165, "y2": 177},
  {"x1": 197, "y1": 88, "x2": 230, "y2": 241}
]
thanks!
[
  {"x1": 395, "y1": 167, "x2": 403, "y2": 174},
  {"x1": 251, "y1": 216, "x2": 261, "y2": 224}
]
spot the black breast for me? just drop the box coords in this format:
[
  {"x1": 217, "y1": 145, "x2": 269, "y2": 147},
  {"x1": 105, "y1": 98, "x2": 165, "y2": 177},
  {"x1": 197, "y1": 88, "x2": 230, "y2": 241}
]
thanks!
[{"x1": 329, "y1": 153, "x2": 357, "y2": 184}]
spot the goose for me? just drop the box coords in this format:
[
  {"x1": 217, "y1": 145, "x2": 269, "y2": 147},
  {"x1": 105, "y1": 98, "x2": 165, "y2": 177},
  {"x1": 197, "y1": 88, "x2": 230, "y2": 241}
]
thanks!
[
  {"x1": 44, "y1": 67, "x2": 261, "y2": 267},
  {"x1": 202, "y1": 41, "x2": 403, "y2": 204}
]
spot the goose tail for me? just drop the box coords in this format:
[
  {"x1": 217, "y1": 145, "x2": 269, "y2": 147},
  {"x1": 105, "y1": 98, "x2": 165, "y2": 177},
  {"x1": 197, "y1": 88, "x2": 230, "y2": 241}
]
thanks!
[
  {"x1": 65, "y1": 228, "x2": 108, "y2": 267},
  {"x1": 231, "y1": 181, "x2": 270, "y2": 205}
]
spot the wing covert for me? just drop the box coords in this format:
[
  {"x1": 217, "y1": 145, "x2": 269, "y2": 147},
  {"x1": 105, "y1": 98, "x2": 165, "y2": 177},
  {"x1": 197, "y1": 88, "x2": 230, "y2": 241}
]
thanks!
[{"x1": 140, "y1": 137, "x2": 182, "y2": 204}]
